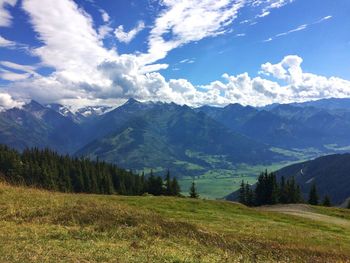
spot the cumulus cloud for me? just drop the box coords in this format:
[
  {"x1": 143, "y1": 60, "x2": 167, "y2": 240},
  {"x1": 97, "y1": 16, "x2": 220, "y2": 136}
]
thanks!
[
  {"x1": 114, "y1": 21, "x2": 145, "y2": 44},
  {"x1": 0, "y1": 92, "x2": 24, "y2": 111},
  {"x1": 201, "y1": 55, "x2": 350, "y2": 106},
  {"x1": 22, "y1": 0, "x2": 116, "y2": 85},
  {"x1": 2, "y1": 0, "x2": 349, "y2": 110}
]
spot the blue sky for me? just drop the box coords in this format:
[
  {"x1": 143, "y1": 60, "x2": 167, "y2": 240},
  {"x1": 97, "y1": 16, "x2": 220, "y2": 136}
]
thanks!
[{"x1": 0, "y1": 0, "x2": 349, "y2": 109}]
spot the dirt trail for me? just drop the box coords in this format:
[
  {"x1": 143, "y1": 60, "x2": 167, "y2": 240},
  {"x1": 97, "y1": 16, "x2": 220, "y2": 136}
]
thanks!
[{"x1": 259, "y1": 204, "x2": 350, "y2": 227}]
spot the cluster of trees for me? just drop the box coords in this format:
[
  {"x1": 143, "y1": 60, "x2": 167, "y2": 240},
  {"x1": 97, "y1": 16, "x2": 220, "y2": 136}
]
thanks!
[
  {"x1": 239, "y1": 170, "x2": 332, "y2": 207},
  {"x1": 0, "y1": 145, "x2": 180, "y2": 196},
  {"x1": 143, "y1": 170, "x2": 181, "y2": 196},
  {"x1": 307, "y1": 183, "x2": 332, "y2": 207}
]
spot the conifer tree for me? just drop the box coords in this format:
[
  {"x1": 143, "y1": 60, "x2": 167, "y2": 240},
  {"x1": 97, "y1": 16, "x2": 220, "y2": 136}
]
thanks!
[
  {"x1": 279, "y1": 176, "x2": 288, "y2": 204},
  {"x1": 0, "y1": 144, "x2": 146, "y2": 196},
  {"x1": 164, "y1": 169, "x2": 172, "y2": 195},
  {"x1": 308, "y1": 183, "x2": 319, "y2": 205},
  {"x1": 171, "y1": 177, "x2": 181, "y2": 196},
  {"x1": 245, "y1": 183, "x2": 254, "y2": 206},
  {"x1": 189, "y1": 180, "x2": 199, "y2": 198},
  {"x1": 347, "y1": 200, "x2": 350, "y2": 209},
  {"x1": 322, "y1": 195, "x2": 331, "y2": 207},
  {"x1": 239, "y1": 181, "x2": 246, "y2": 205}
]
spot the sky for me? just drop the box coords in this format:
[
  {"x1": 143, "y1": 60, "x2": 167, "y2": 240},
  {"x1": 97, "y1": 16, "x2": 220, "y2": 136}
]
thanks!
[{"x1": 0, "y1": 0, "x2": 349, "y2": 110}]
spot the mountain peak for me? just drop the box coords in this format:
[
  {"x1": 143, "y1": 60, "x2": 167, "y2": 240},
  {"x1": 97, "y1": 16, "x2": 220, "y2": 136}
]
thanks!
[
  {"x1": 23, "y1": 100, "x2": 46, "y2": 112},
  {"x1": 124, "y1": 98, "x2": 140, "y2": 105}
]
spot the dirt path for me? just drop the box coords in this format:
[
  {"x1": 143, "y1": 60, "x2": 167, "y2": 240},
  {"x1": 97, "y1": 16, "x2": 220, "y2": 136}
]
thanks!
[{"x1": 259, "y1": 204, "x2": 350, "y2": 228}]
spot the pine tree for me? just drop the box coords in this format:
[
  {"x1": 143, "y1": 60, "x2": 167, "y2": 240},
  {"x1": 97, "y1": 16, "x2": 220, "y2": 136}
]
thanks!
[
  {"x1": 308, "y1": 183, "x2": 319, "y2": 205},
  {"x1": 322, "y1": 195, "x2": 331, "y2": 207},
  {"x1": 0, "y1": 144, "x2": 145, "y2": 196},
  {"x1": 171, "y1": 177, "x2": 181, "y2": 196},
  {"x1": 164, "y1": 169, "x2": 172, "y2": 195},
  {"x1": 147, "y1": 170, "x2": 163, "y2": 196},
  {"x1": 347, "y1": 200, "x2": 350, "y2": 209},
  {"x1": 245, "y1": 183, "x2": 254, "y2": 207},
  {"x1": 189, "y1": 180, "x2": 199, "y2": 198},
  {"x1": 254, "y1": 171, "x2": 279, "y2": 206},
  {"x1": 239, "y1": 181, "x2": 246, "y2": 205},
  {"x1": 279, "y1": 176, "x2": 288, "y2": 204}
]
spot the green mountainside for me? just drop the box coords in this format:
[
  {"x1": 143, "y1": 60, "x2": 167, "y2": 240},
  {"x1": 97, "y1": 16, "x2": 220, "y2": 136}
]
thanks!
[{"x1": 76, "y1": 102, "x2": 284, "y2": 177}]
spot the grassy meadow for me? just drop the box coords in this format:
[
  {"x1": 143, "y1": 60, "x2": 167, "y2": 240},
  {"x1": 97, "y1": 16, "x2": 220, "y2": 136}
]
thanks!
[{"x1": 1, "y1": 182, "x2": 350, "y2": 262}]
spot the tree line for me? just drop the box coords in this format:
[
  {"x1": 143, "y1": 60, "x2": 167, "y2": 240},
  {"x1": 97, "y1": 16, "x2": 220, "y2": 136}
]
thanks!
[
  {"x1": 239, "y1": 170, "x2": 333, "y2": 207},
  {"x1": 0, "y1": 145, "x2": 180, "y2": 196}
]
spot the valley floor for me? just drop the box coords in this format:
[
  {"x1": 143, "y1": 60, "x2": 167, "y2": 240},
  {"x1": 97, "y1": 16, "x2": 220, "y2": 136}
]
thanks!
[{"x1": 1, "y1": 183, "x2": 350, "y2": 262}]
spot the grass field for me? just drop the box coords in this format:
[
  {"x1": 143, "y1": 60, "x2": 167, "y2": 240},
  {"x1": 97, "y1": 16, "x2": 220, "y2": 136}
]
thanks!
[
  {"x1": 1, "y1": 182, "x2": 350, "y2": 262},
  {"x1": 178, "y1": 147, "x2": 332, "y2": 199},
  {"x1": 178, "y1": 162, "x2": 296, "y2": 199}
]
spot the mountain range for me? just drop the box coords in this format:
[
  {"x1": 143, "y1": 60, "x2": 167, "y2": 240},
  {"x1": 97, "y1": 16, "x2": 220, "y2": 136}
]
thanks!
[{"x1": 1, "y1": 98, "x2": 350, "y2": 178}]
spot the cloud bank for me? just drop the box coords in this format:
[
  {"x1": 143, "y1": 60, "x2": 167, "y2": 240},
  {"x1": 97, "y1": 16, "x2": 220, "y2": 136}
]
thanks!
[{"x1": 0, "y1": 0, "x2": 349, "y2": 110}]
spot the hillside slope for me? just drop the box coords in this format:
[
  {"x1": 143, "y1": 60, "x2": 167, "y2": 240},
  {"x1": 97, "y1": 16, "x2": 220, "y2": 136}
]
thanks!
[
  {"x1": 227, "y1": 154, "x2": 350, "y2": 205},
  {"x1": 275, "y1": 153, "x2": 350, "y2": 204},
  {"x1": 1, "y1": 183, "x2": 350, "y2": 262}
]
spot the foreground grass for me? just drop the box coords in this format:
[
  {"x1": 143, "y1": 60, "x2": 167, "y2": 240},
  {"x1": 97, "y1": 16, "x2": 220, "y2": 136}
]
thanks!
[{"x1": 1, "y1": 183, "x2": 350, "y2": 262}]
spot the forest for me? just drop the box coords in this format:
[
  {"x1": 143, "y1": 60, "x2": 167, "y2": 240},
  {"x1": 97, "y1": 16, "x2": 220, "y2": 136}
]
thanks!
[{"x1": 0, "y1": 145, "x2": 180, "y2": 196}]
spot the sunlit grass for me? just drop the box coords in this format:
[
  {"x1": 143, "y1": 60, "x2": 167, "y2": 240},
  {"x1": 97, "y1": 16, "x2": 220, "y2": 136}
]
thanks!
[{"x1": 1, "y1": 182, "x2": 350, "y2": 262}]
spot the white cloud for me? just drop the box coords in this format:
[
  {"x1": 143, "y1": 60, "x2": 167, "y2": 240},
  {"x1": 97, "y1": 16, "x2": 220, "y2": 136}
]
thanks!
[
  {"x1": 275, "y1": 24, "x2": 308, "y2": 37},
  {"x1": 22, "y1": 0, "x2": 115, "y2": 86},
  {"x1": 98, "y1": 24, "x2": 113, "y2": 39},
  {"x1": 0, "y1": 68, "x2": 31, "y2": 81},
  {"x1": 99, "y1": 8, "x2": 110, "y2": 22},
  {"x1": 200, "y1": 55, "x2": 350, "y2": 106},
  {"x1": 114, "y1": 21, "x2": 145, "y2": 44},
  {"x1": 264, "y1": 15, "x2": 332, "y2": 42},
  {"x1": 2, "y1": 0, "x2": 349, "y2": 110},
  {"x1": 318, "y1": 15, "x2": 332, "y2": 22},
  {"x1": 1, "y1": 61, "x2": 37, "y2": 73},
  {"x1": 0, "y1": 35, "x2": 15, "y2": 46},
  {"x1": 139, "y1": 0, "x2": 245, "y2": 65},
  {"x1": 0, "y1": 92, "x2": 24, "y2": 111},
  {"x1": 179, "y1": 58, "x2": 195, "y2": 64},
  {"x1": 0, "y1": 0, "x2": 17, "y2": 27},
  {"x1": 254, "y1": 0, "x2": 294, "y2": 18},
  {"x1": 0, "y1": 61, "x2": 40, "y2": 82}
]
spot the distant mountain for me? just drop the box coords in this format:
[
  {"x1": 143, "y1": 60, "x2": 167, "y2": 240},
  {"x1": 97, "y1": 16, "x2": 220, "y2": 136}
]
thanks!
[
  {"x1": 1, "y1": 97, "x2": 350, "y2": 179},
  {"x1": 81, "y1": 98, "x2": 156, "y2": 142},
  {"x1": 226, "y1": 153, "x2": 350, "y2": 205},
  {"x1": 198, "y1": 99, "x2": 350, "y2": 149},
  {"x1": 0, "y1": 101, "x2": 82, "y2": 153},
  {"x1": 46, "y1": 103, "x2": 113, "y2": 123},
  {"x1": 76, "y1": 105, "x2": 113, "y2": 118},
  {"x1": 76, "y1": 100, "x2": 285, "y2": 176},
  {"x1": 291, "y1": 98, "x2": 350, "y2": 111},
  {"x1": 46, "y1": 103, "x2": 86, "y2": 123}
]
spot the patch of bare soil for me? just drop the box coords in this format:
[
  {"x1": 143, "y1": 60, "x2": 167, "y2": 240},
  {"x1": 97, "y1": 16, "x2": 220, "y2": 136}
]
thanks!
[{"x1": 259, "y1": 204, "x2": 350, "y2": 227}]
